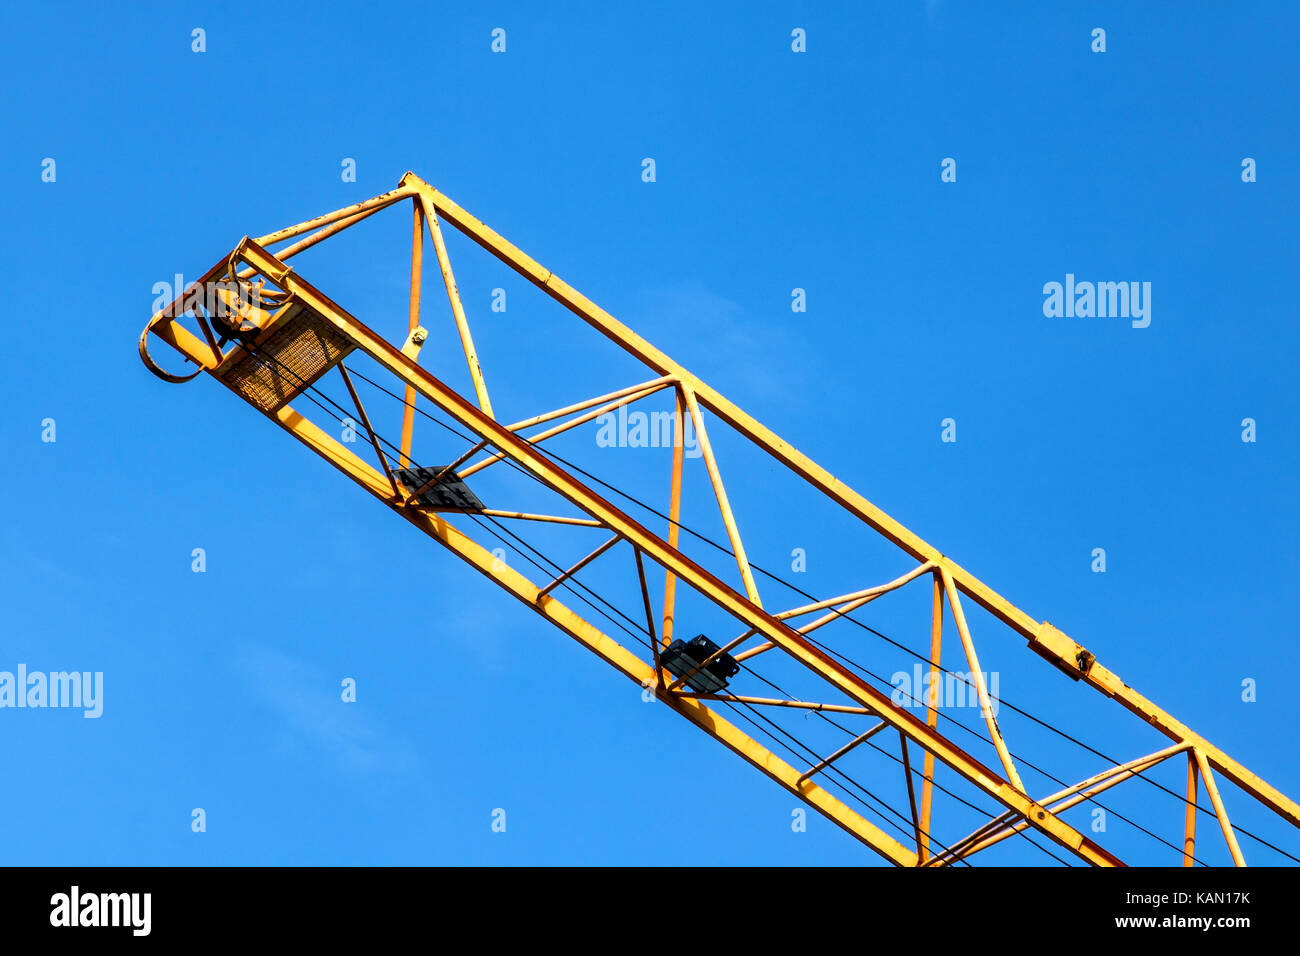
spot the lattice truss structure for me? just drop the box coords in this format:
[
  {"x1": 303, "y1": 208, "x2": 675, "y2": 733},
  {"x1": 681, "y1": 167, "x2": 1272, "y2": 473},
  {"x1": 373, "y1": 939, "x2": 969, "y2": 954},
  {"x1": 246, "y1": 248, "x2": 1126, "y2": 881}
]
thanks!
[{"x1": 140, "y1": 172, "x2": 1299, "y2": 866}]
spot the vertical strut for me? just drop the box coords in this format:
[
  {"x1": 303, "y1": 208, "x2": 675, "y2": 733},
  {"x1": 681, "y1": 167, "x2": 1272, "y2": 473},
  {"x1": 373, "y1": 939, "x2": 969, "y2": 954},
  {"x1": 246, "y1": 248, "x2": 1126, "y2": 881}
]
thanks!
[
  {"x1": 1184, "y1": 751, "x2": 1199, "y2": 867},
  {"x1": 919, "y1": 571, "x2": 944, "y2": 864},
  {"x1": 662, "y1": 386, "x2": 686, "y2": 648},
  {"x1": 400, "y1": 198, "x2": 424, "y2": 467}
]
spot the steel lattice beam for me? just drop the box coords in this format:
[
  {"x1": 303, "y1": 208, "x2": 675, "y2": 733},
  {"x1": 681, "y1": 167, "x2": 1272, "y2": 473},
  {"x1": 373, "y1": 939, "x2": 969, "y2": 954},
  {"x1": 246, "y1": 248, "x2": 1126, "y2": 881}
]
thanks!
[{"x1": 139, "y1": 174, "x2": 1300, "y2": 866}]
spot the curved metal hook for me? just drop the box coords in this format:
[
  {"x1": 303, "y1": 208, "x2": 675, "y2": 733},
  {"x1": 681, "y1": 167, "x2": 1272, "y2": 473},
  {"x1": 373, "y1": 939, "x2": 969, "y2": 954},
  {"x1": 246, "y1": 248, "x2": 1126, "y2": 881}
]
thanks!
[{"x1": 138, "y1": 318, "x2": 203, "y2": 384}]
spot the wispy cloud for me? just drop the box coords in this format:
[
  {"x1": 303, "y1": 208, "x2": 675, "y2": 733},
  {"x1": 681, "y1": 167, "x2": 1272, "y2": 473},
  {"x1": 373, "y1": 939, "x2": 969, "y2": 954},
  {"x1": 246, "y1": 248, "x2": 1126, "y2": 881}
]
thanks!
[
  {"x1": 631, "y1": 281, "x2": 820, "y2": 409},
  {"x1": 236, "y1": 643, "x2": 418, "y2": 774}
]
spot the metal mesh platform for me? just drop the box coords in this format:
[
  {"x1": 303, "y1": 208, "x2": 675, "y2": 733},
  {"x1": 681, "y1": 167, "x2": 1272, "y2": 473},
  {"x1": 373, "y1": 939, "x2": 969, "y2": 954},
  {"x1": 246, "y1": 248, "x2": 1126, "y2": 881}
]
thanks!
[{"x1": 217, "y1": 302, "x2": 354, "y2": 412}]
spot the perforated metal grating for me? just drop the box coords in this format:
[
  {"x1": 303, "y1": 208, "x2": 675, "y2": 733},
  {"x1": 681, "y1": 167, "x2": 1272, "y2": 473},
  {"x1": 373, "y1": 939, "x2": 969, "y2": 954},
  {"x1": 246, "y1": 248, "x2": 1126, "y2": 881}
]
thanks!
[{"x1": 217, "y1": 302, "x2": 354, "y2": 412}]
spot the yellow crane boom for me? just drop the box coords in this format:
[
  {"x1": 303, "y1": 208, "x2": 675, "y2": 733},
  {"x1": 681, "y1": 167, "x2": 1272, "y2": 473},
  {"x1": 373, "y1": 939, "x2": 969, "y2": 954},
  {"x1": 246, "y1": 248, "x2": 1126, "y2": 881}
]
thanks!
[{"x1": 140, "y1": 172, "x2": 1299, "y2": 866}]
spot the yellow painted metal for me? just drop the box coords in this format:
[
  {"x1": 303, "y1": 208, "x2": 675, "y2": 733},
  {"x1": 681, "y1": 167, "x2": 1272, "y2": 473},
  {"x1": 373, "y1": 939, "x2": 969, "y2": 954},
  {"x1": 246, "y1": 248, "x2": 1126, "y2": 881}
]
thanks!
[
  {"x1": 940, "y1": 567, "x2": 1024, "y2": 793},
  {"x1": 400, "y1": 168, "x2": 1300, "y2": 842},
  {"x1": 918, "y1": 571, "x2": 944, "y2": 864},
  {"x1": 776, "y1": 562, "x2": 934, "y2": 621},
  {"x1": 142, "y1": 303, "x2": 914, "y2": 863},
  {"x1": 400, "y1": 199, "x2": 424, "y2": 468},
  {"x1": 421, "y1": 192, "x2": 493, "y2": 419},
  {"x1": 798, "y1": 721, "x2": 889, "y2": 784},
  {"x1": 681, "y1": 693, "x2": 875, "y2": 716},
  {"x1": 661, "y1": 387, "x2": 685, "y2": 647},
  {"x1": 728, "y1": 563, "x2": 934, "y2": 664},
  {"x1": 681, "y1": 385, "x2": 763, "y2": 608},
  {"x1": 138, "y1": 174, "x2": 1300, "y2": 866},
  {"x1": 141, "y1": 261, "x2": 1091, "y2": 864},
  {"x1": 304, "y1": 404, "x2": 916, "y2": 864},
  {"x1": 458, "y1": 380, "x2": 671, "y2": 480},
  {"x1": 180, "y1": 239, "x2": 1121, "y2": 866},
  {"x1": 503, "y1": 376, "x2": 673, "y2": 433},
  {"x1": 246, "y1": 201, "x2": 396, "y2": 275},
  {"x1": 471, "y1": 510, "x2": 604, "y2": 527},
  {"x1": 254, "y1": 186, "x2": 416, "y2": 248},
  {"x1": 935, "y1": 743, "x2": 1189, "y2": 866},
  {"x1": 1195, "y1": 749, "x2": 1246, "y2": 866},
  {"x1": 538, "y1": 534, "x2": 621, "y2": 598}
]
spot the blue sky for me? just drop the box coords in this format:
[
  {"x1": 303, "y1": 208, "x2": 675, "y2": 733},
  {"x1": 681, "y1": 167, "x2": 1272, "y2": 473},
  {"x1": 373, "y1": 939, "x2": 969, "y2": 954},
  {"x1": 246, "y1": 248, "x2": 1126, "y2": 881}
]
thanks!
[{"x1": 2, "y1": 1, "x2": 1298, "y2": 866}]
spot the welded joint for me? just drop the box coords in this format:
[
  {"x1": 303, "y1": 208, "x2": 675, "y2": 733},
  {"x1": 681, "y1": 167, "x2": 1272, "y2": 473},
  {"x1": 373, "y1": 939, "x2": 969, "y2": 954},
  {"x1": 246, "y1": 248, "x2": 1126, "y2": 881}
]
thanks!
[{"x1": 234, "y1": 236, "x2": 293, "y2": 285}]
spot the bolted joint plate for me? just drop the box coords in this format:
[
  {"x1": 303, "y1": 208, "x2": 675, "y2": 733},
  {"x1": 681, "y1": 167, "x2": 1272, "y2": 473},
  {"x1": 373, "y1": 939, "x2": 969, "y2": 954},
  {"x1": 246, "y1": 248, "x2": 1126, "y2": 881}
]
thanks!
[{"x1": 1029, "y1": 622, "x2": 1105, "y2": 688}]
